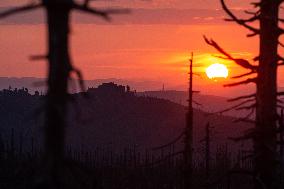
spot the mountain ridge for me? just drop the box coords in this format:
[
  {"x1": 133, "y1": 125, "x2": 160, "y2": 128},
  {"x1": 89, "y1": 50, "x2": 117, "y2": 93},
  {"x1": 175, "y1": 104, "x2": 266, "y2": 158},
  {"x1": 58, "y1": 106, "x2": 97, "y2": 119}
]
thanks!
[{"x1": 0, "y1": 83, "x2": 252, "y2": 158}]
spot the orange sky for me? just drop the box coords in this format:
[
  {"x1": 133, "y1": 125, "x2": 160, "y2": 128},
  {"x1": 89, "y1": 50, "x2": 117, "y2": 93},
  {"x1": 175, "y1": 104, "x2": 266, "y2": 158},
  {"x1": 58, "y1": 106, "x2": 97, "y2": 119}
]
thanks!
[{"x1": 0, "y1": 0, "x2": 283, "y2": 96}]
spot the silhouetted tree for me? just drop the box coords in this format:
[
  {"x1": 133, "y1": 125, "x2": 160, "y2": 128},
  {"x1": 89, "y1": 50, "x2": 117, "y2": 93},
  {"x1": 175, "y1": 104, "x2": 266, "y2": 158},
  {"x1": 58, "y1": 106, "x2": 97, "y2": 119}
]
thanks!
[
  {"x1": 204, "y1": 0, "x2": 284, "y2": 188},
  {"x1": 0, "y1": 1, "x2": 127, "y2": 188},
  {"x1": 184, "y1": 53, "x2": 194, "y2": 189}
]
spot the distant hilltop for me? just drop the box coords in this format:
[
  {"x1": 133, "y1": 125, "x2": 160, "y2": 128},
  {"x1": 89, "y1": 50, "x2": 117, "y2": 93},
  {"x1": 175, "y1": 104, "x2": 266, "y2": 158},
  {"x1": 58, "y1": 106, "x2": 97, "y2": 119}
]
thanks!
[
  {"x1": 88, "y1": 82, "x2": 134, "y2": 95},
  {"x1": 0, "y1": 82, "x2": 252, "y2": 157},
  {"x1": 0, "y1": 77, "x2": 166, "y2": 94},
  {"x1": 0, "y1": 79, "x2": 270, "y2": 119}
]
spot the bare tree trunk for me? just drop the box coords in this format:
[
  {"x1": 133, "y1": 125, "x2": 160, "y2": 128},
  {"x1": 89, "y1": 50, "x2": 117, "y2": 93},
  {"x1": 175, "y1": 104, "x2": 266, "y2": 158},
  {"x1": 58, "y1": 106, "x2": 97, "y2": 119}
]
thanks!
[
  {"x1": 205, "y1": 1, "x2": 283, "y2": 187},
  {"x1": 184, "y1": 53, "x2": 193, "y2": 189},
  {"x1": 254, "y1": 1, "x2": 280, "y2": 188},
  {"x1": 0, "y1": 1, "x2": 125, "y2": 188},
  {"x1": 44, "y1": 2, "x2": 72, "y2": 188}
]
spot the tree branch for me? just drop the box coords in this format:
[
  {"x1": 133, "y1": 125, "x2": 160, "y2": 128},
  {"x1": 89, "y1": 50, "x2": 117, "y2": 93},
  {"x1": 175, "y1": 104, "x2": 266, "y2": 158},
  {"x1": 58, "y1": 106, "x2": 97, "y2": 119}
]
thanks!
[
  {"x1": 0, "y1": 3, "x2": 42, "y2": 19},
  {"x1": 221, "y1": 0, "x2": 260, "y2": 34},
  {"x1": 225, "y1": 14, "x2": 259, "y2": 23},
  {"x1": 71, "y1": 67, "x2": 86, "y2": 93},
  {"x1": 228, "y1": 93, "x2": 256, "y2": 102},
  {"x1": 224, "y1": 78, "x2": 257, "y2": 87},
  {"x1": 231, "y1": 71, "x2": 256, "y2": 79},
  {"x1": 204, "y1": 36, "x2": 257, "y2": 70},
  {"x1": 210, "y1": 99, "x2": 255, "y2": 115},
  {"x1": 235, "y1": 103, "x2": 256, "y2": 111},
  {"x1": 250, "y1": 2, "x2": 261, "y2": 8},
  {"x1": 30, "y1": 54, "x2": 48, "y2": 61},
  {"x1": 244, "y1": 9, "x2": 260, "y2": 16},
  {"x1": 278, "y1": 92, "x2": 284, "y2": 96}
]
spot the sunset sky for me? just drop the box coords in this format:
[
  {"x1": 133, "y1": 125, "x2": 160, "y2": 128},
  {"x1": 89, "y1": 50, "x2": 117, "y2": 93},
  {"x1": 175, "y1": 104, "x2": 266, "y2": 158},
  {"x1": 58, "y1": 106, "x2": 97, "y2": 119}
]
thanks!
[{"x1": 0, "y1": 0, "x2": 283, "y2": 97}]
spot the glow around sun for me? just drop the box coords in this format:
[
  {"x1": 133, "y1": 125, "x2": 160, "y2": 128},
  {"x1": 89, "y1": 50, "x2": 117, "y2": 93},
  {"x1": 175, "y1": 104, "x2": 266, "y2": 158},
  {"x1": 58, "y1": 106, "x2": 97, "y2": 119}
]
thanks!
[{"x1": 206, "y1": 63, "x2": 229, "y2": 79}]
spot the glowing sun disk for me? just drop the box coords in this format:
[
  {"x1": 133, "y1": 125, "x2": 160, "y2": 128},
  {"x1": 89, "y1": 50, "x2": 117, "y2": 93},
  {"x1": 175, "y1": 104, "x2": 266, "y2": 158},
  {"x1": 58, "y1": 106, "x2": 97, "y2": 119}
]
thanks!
[{"x1": 206, "y1": 63, "x2": 229, "y2": 79}]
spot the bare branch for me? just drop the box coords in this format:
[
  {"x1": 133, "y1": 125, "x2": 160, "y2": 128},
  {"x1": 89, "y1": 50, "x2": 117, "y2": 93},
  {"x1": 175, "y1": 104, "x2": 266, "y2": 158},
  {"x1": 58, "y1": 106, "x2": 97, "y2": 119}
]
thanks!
[
  {"x1": 244, "y1": 9, "x2": 260, "y2": 16},
  {"x1": 228, "y1": 93, "x2": 256, "y2": 102},
  {"x1": 210, "y1": 99, "x2": 255, "y2": 115},
  {"x1": 278, "y1": 92, "x2": 284, "y2": 96},
  {"x1": 221, "y1": 0, "x2": 260, "y2": 34},
  {"x1": 250, "y1": 2, "x2": 261, "y2": 8},
  {"x1": 278, "y1": 104, "x2": 284, "y2": 109},
  {"x1": 280, "y1": 35, "x2": 284, "y2": 44},
  {"x1": 253, "y1": 56, "x2": 259, "y2": 61},
  {"x1": 231, "y1": 71, "x2": 256, "y2": 79},
  {"x1": 30, "y1": 54, "x2": 48, "y2": 61},
  {"x1": 212, "y1": 55, "x2": 230, "y2": 60},
  {"x1": 278, "y1": 28, "x2": 284, "y2": 35},
  {"x1": 204, "y1": 35, "x2": 233, "y2": 59},
  {"x1": 204, "y1": 36, "x2": 257, "y2": 70},
  {"x1": 71, "y1": 67, "x2": 86, "y2": 93},
  {"x1": 278, "y1": 54, "x2": 284, "y2": 61},
  {"x1": 278, "y1": 55, "x2": 284, "y2": 65},
  {"x1": 83, "y1": 0, "x2": 91, "y2": 7},
  {"x1": 278, "y1": 99, "x2": 284, "y2": 104},
  {"x1": 230, "y1": 58, "x2": 257, "y2": 71},
  {"x1": 225, "y1": 14, "x2": 259, "y2": 23},
  {"x1": 224, "y1": 78, "x2": 257, "y2": 87},
  {"x1": 247, "y1": 32, "x2": 259, "y2": 37},
  {"x1": 235, "y1": 103, "x2": 256, "y2": 111},
  {"x1": 279, "y1": 18, "x2": 284, "y2": 23},
  {"x1": 0, "y1": 3, "x2": 42, "y2": 19}
]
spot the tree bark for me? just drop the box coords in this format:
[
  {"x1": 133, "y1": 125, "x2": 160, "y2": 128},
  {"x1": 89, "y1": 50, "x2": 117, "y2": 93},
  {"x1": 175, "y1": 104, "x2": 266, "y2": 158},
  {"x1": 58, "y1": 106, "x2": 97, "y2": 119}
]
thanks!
[
  {"x1": 254, "y1": 1, "x2": 280, "y2": 188},
  {"x1": 43, "y1": 2, "x2": 72, "y2": 188},
  {"x1": 184, "y1": 54, "x2": 193, "y2": 189}
]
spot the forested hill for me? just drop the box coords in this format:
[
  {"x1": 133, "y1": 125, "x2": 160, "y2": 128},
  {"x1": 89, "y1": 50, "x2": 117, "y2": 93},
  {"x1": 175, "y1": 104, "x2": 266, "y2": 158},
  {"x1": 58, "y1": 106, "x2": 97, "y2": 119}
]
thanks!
[{"x1": 0, "y1": 83, "x2": 252, "y2": 156}]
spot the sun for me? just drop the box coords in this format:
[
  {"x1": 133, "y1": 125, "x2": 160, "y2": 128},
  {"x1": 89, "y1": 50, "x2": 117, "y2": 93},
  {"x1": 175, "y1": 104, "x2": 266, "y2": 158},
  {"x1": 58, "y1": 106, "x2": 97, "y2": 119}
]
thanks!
[{"x1": 206, "y1": 63, "x2": 229, "y2": 79}]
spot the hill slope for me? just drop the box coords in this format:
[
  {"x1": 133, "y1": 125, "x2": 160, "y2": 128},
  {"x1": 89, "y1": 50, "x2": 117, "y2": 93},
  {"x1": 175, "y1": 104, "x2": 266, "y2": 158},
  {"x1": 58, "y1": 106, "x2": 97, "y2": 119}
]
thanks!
[{"x1": 0, "y1": 84, "x2": 252, "y2": 157}]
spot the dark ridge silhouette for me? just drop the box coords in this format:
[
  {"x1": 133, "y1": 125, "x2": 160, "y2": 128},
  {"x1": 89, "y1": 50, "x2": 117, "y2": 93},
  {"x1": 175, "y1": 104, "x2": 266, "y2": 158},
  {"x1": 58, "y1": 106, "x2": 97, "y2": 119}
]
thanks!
[
  {"x1": 0, "y1": 84, "x2": 252, "y2": 155},
  {"x1": 0, "y1": 83, "x2": 258, "y2": 188}
]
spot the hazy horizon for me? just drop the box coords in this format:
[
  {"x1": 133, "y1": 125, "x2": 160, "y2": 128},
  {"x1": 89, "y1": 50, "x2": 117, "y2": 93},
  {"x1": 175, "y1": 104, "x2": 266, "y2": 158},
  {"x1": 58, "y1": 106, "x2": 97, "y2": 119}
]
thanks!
[{"x1": 1, "y1": 0, "x2": 283, "y2": 98}]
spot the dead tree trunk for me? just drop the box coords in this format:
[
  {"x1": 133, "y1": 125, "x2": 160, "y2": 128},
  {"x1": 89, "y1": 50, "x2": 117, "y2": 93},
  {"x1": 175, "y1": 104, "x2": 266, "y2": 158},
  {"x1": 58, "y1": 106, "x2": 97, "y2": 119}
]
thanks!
[
  {"x1": 204, "y1": 1, "x2": 284, "y2": 188},
  {"x1": 280, "y1": 109, "x2": 284, "y2": 188},
  {"x1": 254, "y1": 1, "x2": 279, "y2": 188},
  {"x1": 43, "y1": 2, "x2": 72, "y2": 187},
  {"x1": 184, "y1": 53, "x2": 193, "y2": 189},
  {"x1": 0, "y1": 1, "x2": 127, "y2": 188}
]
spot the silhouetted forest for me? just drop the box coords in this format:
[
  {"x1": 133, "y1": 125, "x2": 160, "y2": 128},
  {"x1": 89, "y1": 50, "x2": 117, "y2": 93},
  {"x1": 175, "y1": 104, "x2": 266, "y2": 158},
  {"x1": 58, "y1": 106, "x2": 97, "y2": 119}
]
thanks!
[
  {"x1": 0, "y1": 83, "x2": 260, "y2": 189},
  {"x1": 0, "y1": 83, "x2": 251, "y2": 153}
]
